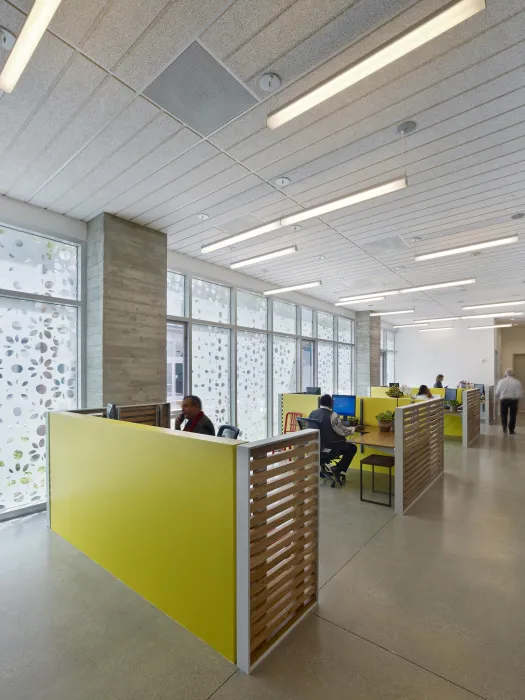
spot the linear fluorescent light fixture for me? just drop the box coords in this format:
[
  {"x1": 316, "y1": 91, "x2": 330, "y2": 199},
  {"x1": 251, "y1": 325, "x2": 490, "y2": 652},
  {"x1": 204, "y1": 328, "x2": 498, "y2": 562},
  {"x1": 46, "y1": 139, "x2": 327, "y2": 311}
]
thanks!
[
  {"x1": 469, "y1": 324, "x2": 513, "y2": 330},
  {"x1": 415, "y1": 317, "x2": 460, "y2": 323},
  {"x1": 335, "y1": 296, "x2": 385, "y2": 306},
  {"x1": 229, "y1": 245, "x2": 297, "y2": 269},
  {"x1": 415, "y1": 235, "x2": 518, "y2": 261},
  {"x1": 339, "y1": 290, "x2": 399, "y2": 302},
  {"x1": 267, "y1": 0, "x2": 486, "y2": 129},
  {"x1": 263, "y1": 281, "x2": 321, "y2": 296},
  {"x1": 201, "y1": 177, "x2": 407, "y2": 253},
  {"x1": 461, "y1": 312, "x2": 523, "y2": 320},
  {"x1": 400, "y1": 278, "x2": 475, "y2": 293},
  {"x1": 0, "y1": 0, "x2": 64, "y2": 93},
  {"x1": 394, "y1": 323, "x2": 429, "y2": 328},
  {"x1": 420, "y1": 327, "x2": 454, "y2": 332},
  {"x1": 462, "y1": 300, "x2": 525, "y2": 310},
  {"x1": 370, "y1": 309, "x2": 414, "y2": 317}
]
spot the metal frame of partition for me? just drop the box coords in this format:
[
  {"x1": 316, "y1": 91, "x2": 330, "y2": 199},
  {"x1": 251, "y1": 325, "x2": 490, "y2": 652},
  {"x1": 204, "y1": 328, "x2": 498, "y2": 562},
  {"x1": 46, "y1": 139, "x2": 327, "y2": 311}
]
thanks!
[
  {"x1": 395, "y1": 398, "x2": 444, "y2": 515},
  {"x1": 462, "y1": 389, "x2": 481, "y2": 447},
  {"x1": 236, "y1": 430, "x2": 320, "y2": 674}
]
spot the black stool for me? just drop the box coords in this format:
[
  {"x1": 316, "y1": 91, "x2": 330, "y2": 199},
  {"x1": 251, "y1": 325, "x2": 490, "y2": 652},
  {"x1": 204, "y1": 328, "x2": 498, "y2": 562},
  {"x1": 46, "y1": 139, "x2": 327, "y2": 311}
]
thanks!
[{"x1": 360, "y1": 454, "x2": 395, "y2": 507}]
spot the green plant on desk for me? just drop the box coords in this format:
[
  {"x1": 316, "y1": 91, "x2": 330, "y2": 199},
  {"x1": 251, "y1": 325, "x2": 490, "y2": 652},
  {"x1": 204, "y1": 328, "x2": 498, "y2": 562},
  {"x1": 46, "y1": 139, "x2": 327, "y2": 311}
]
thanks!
[
  {"x1": 448, "y1": 399, "x2": 460, "y2": 413},
  {"x1": 385, "y1": 386, "x2": 404, "y2": 398},
  {"x1": 376, "y1": 410, "x2": 394, "y2": 432}
]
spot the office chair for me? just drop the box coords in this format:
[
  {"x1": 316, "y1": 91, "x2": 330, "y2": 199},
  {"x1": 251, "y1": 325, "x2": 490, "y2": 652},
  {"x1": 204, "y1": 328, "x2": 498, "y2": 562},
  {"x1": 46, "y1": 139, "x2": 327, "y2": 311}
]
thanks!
[
  {"x1": 217, "y1": 424, "x2": 241, "y2": 439},
  {"x1": 296, "y1": 417, "x2": 344, "y2": 488}
]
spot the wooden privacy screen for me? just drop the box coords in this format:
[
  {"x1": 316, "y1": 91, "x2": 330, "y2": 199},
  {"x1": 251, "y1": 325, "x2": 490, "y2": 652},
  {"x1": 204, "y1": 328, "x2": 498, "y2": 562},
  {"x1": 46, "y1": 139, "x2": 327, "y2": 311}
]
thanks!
[
  {"x1": 395, "y1": 398, "x2": 444, "y2": 515},
  {"x1": 463, "y1": 389, "x2": 481, "y2": 447},
  {"x1": 236, "y1": 430, "x2": 320, "y2": 673},
  {"x1": 116, "y1": 402, "x2": 170, "y2": 428}
]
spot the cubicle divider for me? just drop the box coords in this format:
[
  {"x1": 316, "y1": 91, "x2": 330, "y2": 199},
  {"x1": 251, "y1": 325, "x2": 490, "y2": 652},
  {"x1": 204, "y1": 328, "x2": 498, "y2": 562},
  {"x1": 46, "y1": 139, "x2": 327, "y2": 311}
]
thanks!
[
  {"x1": 236, "y1": 430, "x2": 320, "y2": 674},
  {"x1": 395, "y1": 398, "x2": 444, "y2": 515},
  {"x1": 47, "y1": 411, "x2": 320, "y2": 672},
  {"x1": 70, "y1": 402, "x2": 171, "y2": 427},
  {"x1": 462, "y1": 389, "x2": 481, "y2": 447}
]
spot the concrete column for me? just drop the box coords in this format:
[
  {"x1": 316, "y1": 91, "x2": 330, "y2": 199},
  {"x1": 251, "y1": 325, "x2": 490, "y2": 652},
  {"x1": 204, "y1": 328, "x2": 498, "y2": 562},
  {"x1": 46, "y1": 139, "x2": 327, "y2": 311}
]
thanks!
[
  {"x1": 86, "y1": 213, "x2": 167, "y2": 406},
  {"x1": 356, "y1": 311, "x2": 381, "y2": 396}
]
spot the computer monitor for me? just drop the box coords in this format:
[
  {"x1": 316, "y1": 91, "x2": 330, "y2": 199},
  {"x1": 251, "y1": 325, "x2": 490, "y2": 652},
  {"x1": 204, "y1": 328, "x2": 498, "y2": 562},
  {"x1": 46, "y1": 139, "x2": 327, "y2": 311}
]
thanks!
[
  {"x1": 332, "y1": 395, "x2": 356, "y2": 417},
  {"x1": 474, "y1": 383, "x2": 484, "y2": 394},
  {"x1": 445, "y1": 388, "x2": 457, "y2": 402},
  {"x1": 306, "y1": 386, "x2": 321, "y2": 395},
  {"x1": 389, "y1": 382, "x2": 400, "y2": 388}
]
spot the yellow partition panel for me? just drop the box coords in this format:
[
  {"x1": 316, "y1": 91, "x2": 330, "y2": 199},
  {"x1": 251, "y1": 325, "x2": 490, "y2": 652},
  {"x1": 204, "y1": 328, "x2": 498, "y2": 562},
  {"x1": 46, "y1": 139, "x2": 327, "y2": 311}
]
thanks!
[
  {"x1": 398, "y1": 398, "x2": 412, "y2": 407},
  {"x1": 281, "y1": 393, "x2": 320, "y2": 430},
  {"x1": 444, "y1": 412, "x2": 463, "y2": 437},
  {"x1": 370, "y1": 386, "x2": 389, "y2": 397},
  {"x1": 49, "y1": 412, "x2": 238, "y2": 662},
  {"x1": 457, "y1": 388, "x2": 465, "y2": 404},
  {"x1": 360, "y1": 397, "x2": 398, "y2": 426},
  {"x1": 411, "y1": 387, "x2": 445, "y2": 398}
]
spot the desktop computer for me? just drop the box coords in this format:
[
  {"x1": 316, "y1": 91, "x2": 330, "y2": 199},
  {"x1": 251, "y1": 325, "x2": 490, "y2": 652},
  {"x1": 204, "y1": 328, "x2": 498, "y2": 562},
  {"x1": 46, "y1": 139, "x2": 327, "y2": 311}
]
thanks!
[
  {"x1": 445, "y1": 388, "x2": 457, "y2": 402},
  {"x1": 306, "y1": 386, "x2": 321, "y2": 395},
  {"x1": 332, "y1": 395, "x2": 356, "y2": 418}
]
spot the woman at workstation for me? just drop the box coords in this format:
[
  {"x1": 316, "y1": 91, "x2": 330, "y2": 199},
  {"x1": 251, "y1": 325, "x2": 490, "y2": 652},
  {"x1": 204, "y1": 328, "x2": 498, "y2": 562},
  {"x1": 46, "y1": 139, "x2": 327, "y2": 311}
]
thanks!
[
  {"x1": 417, "y1": 385, "x2": 434, "y2": 399},
  {"x1": 434, "y1": 374, "x2": 444, "y2": 388}
]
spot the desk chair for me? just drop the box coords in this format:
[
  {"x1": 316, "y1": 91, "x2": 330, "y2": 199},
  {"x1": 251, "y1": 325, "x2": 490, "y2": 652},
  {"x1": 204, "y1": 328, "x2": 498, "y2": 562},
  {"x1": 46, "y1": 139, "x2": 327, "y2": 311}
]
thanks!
[
  {"x1": 284, "y1": 411, "x2": 303, "y2": 433},
  {"x1": 217, "y1": 424, "x2": 241, "y2": 439},
  {"x1": 296, "y1": 417, "x2": 344, "y2": 488}
]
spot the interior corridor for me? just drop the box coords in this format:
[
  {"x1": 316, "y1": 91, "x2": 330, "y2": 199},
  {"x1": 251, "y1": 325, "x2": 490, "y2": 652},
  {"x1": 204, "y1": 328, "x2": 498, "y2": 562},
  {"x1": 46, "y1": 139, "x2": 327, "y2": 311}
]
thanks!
[{"x1": 1, "y1": 428, "x2": 523, "y2": 700}]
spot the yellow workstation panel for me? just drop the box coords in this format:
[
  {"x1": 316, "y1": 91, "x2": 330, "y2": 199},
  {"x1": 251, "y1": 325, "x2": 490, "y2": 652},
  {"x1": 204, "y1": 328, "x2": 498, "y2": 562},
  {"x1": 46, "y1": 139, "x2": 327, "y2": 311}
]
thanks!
[
  {"x1": 411, "y1": 387, "x2": 446, "y2": 398},
  {"x1": 444, "y1": 412, "x2": 462, "y2": 437},
  {"x1": 359, "y1": 397, "x2": 398, "y2": 426},
  {"x1": 49, "y1": 412, "x2": 238, "y2": 662},
  {"x1": 281, "y1": 393, "x2": 320, "y2": 431},
  {"x1": 370, "y1": 386, "x2": 389, "y2": 397},
  {"x1": 398, "y1": 398, "x2": 412, "y2": 407}
]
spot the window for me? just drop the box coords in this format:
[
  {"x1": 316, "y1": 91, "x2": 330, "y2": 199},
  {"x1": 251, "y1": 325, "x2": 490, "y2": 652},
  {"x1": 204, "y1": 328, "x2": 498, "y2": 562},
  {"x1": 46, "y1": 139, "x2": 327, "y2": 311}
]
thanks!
[
  {"x1": 337, "y1": 344, "x2": 353, "y2": 394},
  {"x1": 167, "y1": 271, "x2": 186, "y2": 316},
  {"x1": 381, "y1": 329, "x2": 396, "y2": 385},
  {"x1": 301, "y1": 340, "x2": 314, "y2": 392},
  {"x1": 192, "y1": 278, "x2": 230, "y2": 323},
  {"x1": 237, "y1": 290, "x2": 267, "y2": 330},
  {"x1": 237, "y1": 331, "x2": 267, "y2": 440},
  {"x1": 338, "y1": 317, "x2": 353, "y2": 344},
  {"x1": 301, "y1": 308, "x2": 314, "y2": 337},
  {"x1": 191, "y1": 324, "x2": 230, "y2": 427},
  {"x1": 273, "y1": 299, "x2": 296, "y2": 334},
  {"x1": 167, "y1": 322, "x2": 186, "y2": 406},
  {"x1": 273, "y1": 336, "x2": 297, "y2": 434},
  {"x1": 317, "y1": 341, "x2": 334, "y2": 394},
  {"x1": 317, "y1": 312, "x2": 334, "y2": 340},
  {"x1": 0, "y1": 226, "x2": 79, "y2": 517}
]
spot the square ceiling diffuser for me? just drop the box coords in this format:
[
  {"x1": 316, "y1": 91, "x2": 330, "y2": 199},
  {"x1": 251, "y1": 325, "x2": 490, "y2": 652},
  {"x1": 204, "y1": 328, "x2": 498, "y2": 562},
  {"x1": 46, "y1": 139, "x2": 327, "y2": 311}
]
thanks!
[{"x1": 144, "y1": 41, "x2": 258, "y2": 136}]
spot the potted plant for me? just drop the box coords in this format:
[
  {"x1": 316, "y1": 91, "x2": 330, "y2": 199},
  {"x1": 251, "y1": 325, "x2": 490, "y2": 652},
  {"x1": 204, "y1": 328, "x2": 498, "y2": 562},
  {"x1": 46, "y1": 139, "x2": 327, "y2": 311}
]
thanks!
[
  {"x1": 376, "y1": 410, "x2": 394, "y2": 432},
  {"x1": 449, "y1": 399, "x2": 460, "y2": 413},
  {"x1": 386, "y1": 386, "x2": 403, "y2": 398}
]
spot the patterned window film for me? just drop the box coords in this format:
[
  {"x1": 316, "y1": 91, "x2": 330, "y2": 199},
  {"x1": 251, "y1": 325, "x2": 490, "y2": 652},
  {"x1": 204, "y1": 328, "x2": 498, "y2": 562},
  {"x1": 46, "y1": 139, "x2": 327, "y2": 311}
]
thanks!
[
  {"x1": 317, "y1": 341, "x2": 334, "y2": 395},
  {"x1": 167, "y1": 271, "x2": 186, "y2": 316},
  {"x1": 272, "y1": 335, "x2": 297, "y2": 434},
  {"x1": 237, "y1": 331, "x2": 268, "y2": 440},
  {"x1": 273, "y1": 300, "x2": 296, "y2": 335},
  {"x1": 192, "y1": 278, "x2": 230, "y2": 323},
  {"x1": 317, "y1": 312, "x2": 334, "y2": 340},
  {"x1": 191, "y1": 324, "x2": 231, "y2": 428},
  {"x1": 237, "y1": 290, "x2": 267, "y2": 330}
]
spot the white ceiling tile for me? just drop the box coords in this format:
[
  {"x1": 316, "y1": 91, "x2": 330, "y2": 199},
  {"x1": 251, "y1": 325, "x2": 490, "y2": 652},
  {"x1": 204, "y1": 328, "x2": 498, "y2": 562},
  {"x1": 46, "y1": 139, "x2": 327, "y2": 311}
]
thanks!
[
  {"x1": 113, "y1": 0, "x2": 236, "y2": 91},
  {"x1": 30, "y1": 97, "x2": 163, "y2": 208}
]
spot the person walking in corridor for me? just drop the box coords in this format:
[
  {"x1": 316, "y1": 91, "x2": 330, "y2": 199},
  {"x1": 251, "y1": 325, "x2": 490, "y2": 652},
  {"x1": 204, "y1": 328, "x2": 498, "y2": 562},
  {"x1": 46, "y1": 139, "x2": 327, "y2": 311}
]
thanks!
[{"x1": 496, "y1": 369, "x2": 524, "y2": 434}]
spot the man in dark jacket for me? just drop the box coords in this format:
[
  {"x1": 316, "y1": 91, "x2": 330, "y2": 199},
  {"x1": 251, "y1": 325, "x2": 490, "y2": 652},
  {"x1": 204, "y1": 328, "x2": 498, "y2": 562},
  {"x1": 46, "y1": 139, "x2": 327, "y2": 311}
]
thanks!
[
  {"x1": 175, "y1": 395, "x2": 215, "y2": 436},
  {"x1": 309, "y1": 394, "x2": 357, "y2": 485}
]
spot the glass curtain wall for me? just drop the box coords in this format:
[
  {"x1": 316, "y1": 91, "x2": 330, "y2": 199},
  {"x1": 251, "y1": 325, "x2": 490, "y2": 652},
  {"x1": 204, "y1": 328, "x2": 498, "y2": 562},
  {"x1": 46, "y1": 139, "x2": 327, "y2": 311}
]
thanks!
[
  {"x1": 0, "y1": 225, "x2": 80, "y2": 518},
  {"x1": 167, "y1": 271, "x2": 355, "y2": 440},
  {"x1": 381, "y1": 329, "x2": 396, "y2": 385}
]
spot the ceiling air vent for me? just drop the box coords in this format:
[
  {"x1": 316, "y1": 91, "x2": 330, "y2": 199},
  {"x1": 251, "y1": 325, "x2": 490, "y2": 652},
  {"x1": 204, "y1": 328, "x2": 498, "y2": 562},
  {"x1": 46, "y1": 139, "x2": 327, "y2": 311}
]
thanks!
[{"x1": 144, "y1": 41, "x2": 258, "y2": 136}]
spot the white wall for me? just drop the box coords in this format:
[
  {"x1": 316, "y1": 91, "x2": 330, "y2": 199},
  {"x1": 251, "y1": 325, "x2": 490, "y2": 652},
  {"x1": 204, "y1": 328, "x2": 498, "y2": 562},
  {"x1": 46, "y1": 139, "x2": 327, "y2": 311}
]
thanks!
[
  {"x1": 0, "y1": 195, "x2": 86, "y2": 242},
  {"x1": 395, "y1": 321, "x2": 495, "y2": 388}
]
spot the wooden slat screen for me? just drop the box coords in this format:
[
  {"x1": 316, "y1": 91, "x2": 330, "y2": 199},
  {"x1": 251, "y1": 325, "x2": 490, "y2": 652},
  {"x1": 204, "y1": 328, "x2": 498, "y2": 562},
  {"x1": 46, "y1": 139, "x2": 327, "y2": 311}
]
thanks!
[
  {"x1": 463, "y1": 389, "x2": 480, "y2": 446},
  {"x1": 116, "y1": 402, "x2": 171, "y2": 427},
  {"x1": 396, "y1": 399, "x2": 444, "y2": 514},
  {"x1": 237, "y1": 430, "x2": 320, "y2": 673}
]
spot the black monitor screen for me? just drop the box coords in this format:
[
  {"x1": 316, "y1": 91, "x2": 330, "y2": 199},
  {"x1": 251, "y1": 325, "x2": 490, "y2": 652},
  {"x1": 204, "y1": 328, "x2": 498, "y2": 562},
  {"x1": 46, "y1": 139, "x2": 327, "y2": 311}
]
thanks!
[
  {"x1": 306, "y1": 386, "x2": 321, "y2": 395},
  {"x1": 474, "y1": 384, "x2": 484, "y2": 392},
  {"x1": 445, "y1": 388, "x2": 457, "y2": 401},
  {"x1": 389, "y1": 382, "x2": 400, "y2": 388},
  {"x1": 332, "y1": 395, "x2": 356, "y2": 417}
]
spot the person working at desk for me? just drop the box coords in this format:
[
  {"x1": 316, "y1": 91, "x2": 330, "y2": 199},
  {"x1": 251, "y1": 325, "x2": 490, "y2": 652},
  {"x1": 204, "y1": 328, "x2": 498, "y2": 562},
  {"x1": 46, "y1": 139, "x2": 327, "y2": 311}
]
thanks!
[
  {"x1": 417, "y1": 385, "x2": 434, "y2": 399},
  {"x1": 434, "y1": 374, "x2": 445, "y2": 388},
  {"x1": 175, "y1": 395, "x2": 215, "y2": 435},
  {"x1": 496, "y1": 369, "x2": 524, "y2": 435},
  {"x1": 309, "y1": 394, "x2": 358, "y2": 485}
]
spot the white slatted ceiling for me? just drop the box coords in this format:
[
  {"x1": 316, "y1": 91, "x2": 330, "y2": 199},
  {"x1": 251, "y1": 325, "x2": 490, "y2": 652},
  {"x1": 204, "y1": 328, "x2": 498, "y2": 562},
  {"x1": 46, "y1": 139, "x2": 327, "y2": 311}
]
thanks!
[{"x1": 0, "y1": 0, "x2": 524, "y2": 319}]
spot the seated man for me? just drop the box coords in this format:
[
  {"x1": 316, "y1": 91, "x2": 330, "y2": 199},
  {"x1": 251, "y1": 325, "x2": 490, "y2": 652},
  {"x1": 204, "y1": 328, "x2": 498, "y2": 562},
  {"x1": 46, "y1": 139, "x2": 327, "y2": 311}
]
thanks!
[
  {"x1": 174, "y1": 395, "x2": 215, "y2": 436},
  {"x1": 309, "y1": 394, "x2": 357, "y2": 485}
]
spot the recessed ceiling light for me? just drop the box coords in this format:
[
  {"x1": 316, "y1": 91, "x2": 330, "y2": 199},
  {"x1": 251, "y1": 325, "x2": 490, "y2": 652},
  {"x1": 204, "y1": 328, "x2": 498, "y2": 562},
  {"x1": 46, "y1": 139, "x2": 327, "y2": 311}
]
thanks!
[
  {"x1": 469, "y1": 324, "x2": 513, "y2": 330},
  {"x1": 291, "y1": 225, "x2": 302, "y2": 231},
  {"x1": 266, "y1": 0, "x2": 486, "y2": 128},
  {"x1": 229, "y1": 245, "x2": 297, "y2": 269},
  {"x1": 370, "y1": 309, "x2": 415, "y2": 317},
  {"x1": 0, "y1": 0, "x2": 65, "y2": 93},
  {"x1": 197, "y1": 213, "x2": 209, "y2": 221},
  {"x1": 263, "y1": 280, "x2": 322, "y2": 295},
  {"x1": 397, "y1": 121, "x2": 417, "y2": 136},
  {"x1": 201, "y1": 177, "x2": 407, "y2": 253},
  {"x1": 511, "y1": 213, "x2": 524, "y2": 220},
  {"x1": 462, "y1": 300, "x2": 525, "y2": 310},
  {"x1": 415, "y1": 235, "x2": 518, "y2": 261},
  {"x1": 275, "y1": 176, "x2": 291, "y2": 187},
  {"x1": 259, "y1": 73, "x2": 281, "y2": 92}
]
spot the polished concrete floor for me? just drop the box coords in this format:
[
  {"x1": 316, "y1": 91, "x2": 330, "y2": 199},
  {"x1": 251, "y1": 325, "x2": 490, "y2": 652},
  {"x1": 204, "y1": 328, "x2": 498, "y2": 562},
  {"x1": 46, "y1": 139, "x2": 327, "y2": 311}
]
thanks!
[{"x1": 1, "y1": 426, "x2": 523, "y2": 700}]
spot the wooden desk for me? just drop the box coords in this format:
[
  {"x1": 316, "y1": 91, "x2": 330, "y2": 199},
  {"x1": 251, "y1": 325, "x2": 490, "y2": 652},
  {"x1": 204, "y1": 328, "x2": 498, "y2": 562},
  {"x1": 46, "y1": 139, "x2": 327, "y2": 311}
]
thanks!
[{"x1": 350, "y1": 426, "x2": 395, "y2": 455}]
